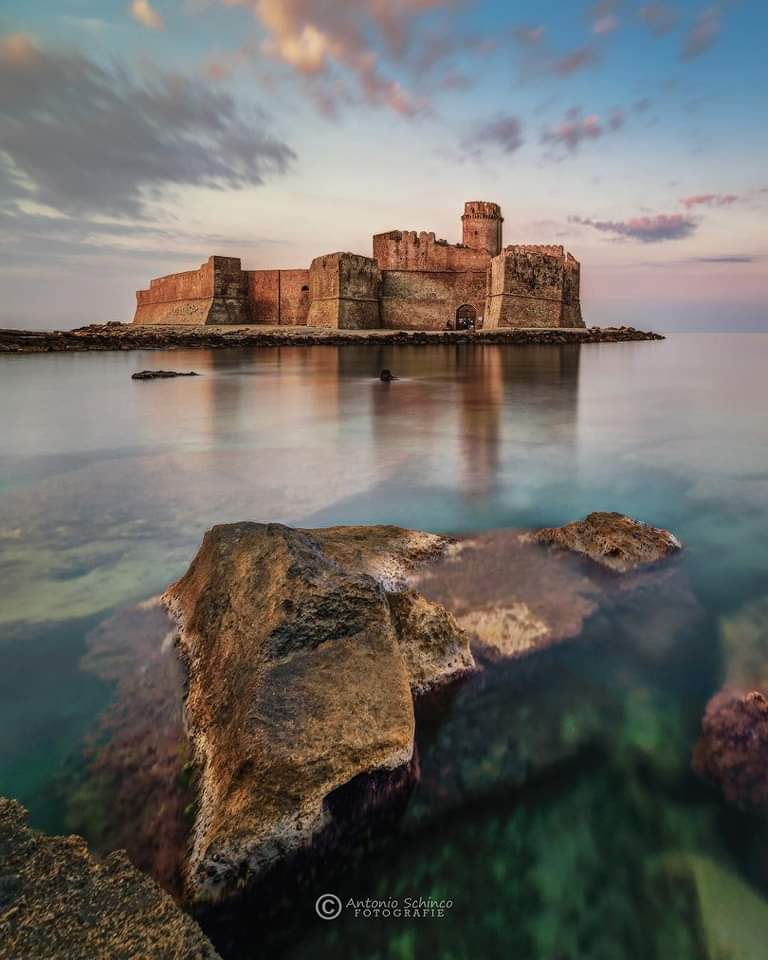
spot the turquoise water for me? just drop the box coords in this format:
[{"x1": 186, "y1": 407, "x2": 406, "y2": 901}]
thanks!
[{"x1": 1, "y1": 335, "x2": 768, "y2": 957}]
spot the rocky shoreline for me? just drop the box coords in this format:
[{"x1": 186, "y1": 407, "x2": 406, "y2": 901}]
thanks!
[{"x1": 0, "y1": 323, "x2": 664, "y2": 354}]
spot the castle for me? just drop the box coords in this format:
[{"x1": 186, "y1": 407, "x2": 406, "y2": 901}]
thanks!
[{"x1": 133, "y1": 202, "x2": 583, "y2": 330}]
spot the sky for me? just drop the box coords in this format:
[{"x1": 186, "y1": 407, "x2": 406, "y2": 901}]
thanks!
[{"x1": 0, "y1": 0, "x2": 766, "y2": 330}]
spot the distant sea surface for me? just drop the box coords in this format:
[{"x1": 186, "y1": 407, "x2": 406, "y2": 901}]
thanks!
[{"x1": 2, "y1": 334, "x2": 768, "y2": 959}]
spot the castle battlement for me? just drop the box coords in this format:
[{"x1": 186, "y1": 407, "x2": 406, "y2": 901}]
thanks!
[
  {"x1": 132, "y1": 202, "x2": 584, "y2": 330},
  {"x1": 504, "y1": 244, "x2": 566, "y2": 258}
]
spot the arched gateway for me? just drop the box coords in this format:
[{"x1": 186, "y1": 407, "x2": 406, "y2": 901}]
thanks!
[{"x1": 455, "y1": 304, "x2": 478, "y2": 329}]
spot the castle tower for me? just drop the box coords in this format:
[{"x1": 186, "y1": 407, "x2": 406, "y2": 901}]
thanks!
[{"x1": 461, "y1": 201, "x2": 503, "y2": 256}]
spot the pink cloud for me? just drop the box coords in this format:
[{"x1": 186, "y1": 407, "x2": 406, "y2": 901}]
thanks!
[
  {"x1": 541, "y1": 106, "x2": 624, "y2": 154},
  {"x1": 511, "y1": 26, "x2": 599, "y2": 78},
  {"x1": 682, "y1": 5, "x2": 721, "y2": 59},
  {"x1": 131, "y1": 0, "x2": 164, "y2": 30},
  {"x1": 590, "y1": 0, "x2": 619, "y2": 35},
  {"x1": 553, "y1": 46, "x2": 599, "y2": 75},
  {"x1": 593, "y1": 15, "x2": 619, "y2": 35},
  {"x1": 679, "y1": 193, "x2": 739, "y2": 208},
  {"x1": 570, "y1": 213, "x2": 697, "y2": 242},
  {"x1": 218, "y1": 0, "x2": 457, "y2": 117}
]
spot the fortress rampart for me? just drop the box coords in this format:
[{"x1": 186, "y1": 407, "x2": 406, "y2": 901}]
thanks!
[{"x1": 133, "y1": 203, "x2": 584, "y2": 330}]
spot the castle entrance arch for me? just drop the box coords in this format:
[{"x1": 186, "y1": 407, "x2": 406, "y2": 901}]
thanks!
[{"x1": 455, "y1": 304, "x2": 477, "y2": 330}]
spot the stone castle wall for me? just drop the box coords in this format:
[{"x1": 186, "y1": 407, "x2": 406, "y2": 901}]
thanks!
[
  {"x1": 132, "y1": 202, "x2": 583, "y2": 329},
  {"x1": 373, "y1": 230, "x2": 490, "y2": 272},
  {"x1": 380, "y1": 269, "x2": 487, "y2": 330},
  {"x1": 485, "y1": 246, "x2": 584, "y2": 329},
  {"x1": 306, "y1": 253, "x2": 381, "y2": 329},
  {"x1": 247, "y1": 269, "x2": 310, "y2": 325},
  {"x1": 134, "y1": 256, "x2": 250, "y2": 326},
  {"x1": 372, "y1": 227, "x2": 490, "y2": 329}
]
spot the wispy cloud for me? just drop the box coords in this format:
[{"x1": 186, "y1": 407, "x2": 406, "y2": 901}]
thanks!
[
  {"x1": 569, "y1": 212, "x2": 698, "y2": 242},
  {"x1": 541, "y1": 106, "x2": 624, "y2": 155},
  {"x1": 693, "y1": 255, "x2": 755, "y2": 263},
  {"x1": 463, "y1": 113, "x2": 524, "y2": 159},
  {"x1": 590, "y1": 0, "x2": 619, "y2": 36},
  {"x1": 638, "y1": 3, "x2": 679, "y2": 36},
  {"x1": 0, "y1": 33, "x2": 294, "y2": 218},
  {"x1": 511, "y1": 25, "x2": 599, "y2": 78},
  {"x1": 217, "y1": 0, "x2": 462, "y2": 117},
  {"x1": 632, "y1": 254, "x2": 760, "y2": 266},
  {"x1": 130, "y1": 0, "x2": 164, "y2": 30},
  {"x1": 554, "y1": 46, "x2": 600, "y2": 75},
  {"x1": 682, "y1": 5, "x2": 721, "y2": 59},
  {"x1": 679, "y1": 192, "x2": 739, "y2": 208}
]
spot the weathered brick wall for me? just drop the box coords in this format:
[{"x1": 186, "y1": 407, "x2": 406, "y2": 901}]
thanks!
[
  {"x1": 279, "y1": 270, "x2": 311, "y2": 325},
  {"x1": 247, "y1": 269, "x2": 310, "y2": 325},
  {"x1": 485, "y1": 246, "x2": 584, "y2": 329},
  {"x1": 248, "y1": 269, "x2": 279, "y2": 323},
  {"x1": 373, "y1": 231, "x2": 490, "y2": 273},
  {"x1": 380, "y1": 269, "x2": 487, "y2": 330},
  {"x1": 134, "y1": 259, "x2": 214, "y2": 325},
  {"x1": 133, "y1": 256, "x2": 250, "y2": 325},
  {"x1": 306, "y1": 253, "x2": 381, "y2": 329}
]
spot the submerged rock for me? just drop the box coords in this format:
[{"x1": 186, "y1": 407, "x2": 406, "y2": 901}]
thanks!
[
  {"x1": 131, "y1": 369, "x2": 198, "y2": 380},
  {"x1": 163, "y1": 522, "x2": 473, "y2": 904},
  {"x1": 0, "y1": 798, "x2": 219, "y2": 960},
  {"x1": 63, "y1": 600, "x2": 192, "y2": 898},
  {"x1": 693, "y1": 690, "x2": 768, "y2": 812},
  {"x1": 532, "y1": 511, "x2": 682, "y2": 573},
  {"x1": 694, "y1": 598, "x2": 768, "y2": 812}
]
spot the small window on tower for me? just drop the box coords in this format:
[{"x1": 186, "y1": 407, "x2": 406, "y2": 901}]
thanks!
[{"x1": 301, "y1": 285, "x2": 309, "y2": 292}]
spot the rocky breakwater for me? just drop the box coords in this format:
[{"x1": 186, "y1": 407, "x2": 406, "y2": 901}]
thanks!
[
  {"x1": 163, "y1": 523, "x2": 473, "y2": 905},
  {"x1": 0, "y1": 798, "x2": 219, "y2": 960},
  {"x1": 0, "y1": 324, "x2": 664, "y2": 353},
  {"x1": 159, "y1": 513, "x2": 684, "y2": 907}
]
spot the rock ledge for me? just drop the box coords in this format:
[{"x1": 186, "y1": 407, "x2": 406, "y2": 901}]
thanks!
[{"x1": 0, "y1": 798, "x2": 219, "y2": 960}]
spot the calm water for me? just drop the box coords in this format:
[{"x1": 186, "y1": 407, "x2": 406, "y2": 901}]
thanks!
[{"x1": 1, "y1": 335, "x2": 768, "y2": 958}]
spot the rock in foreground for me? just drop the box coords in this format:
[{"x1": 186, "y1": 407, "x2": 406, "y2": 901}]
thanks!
[
  {"x1": 532, "y1": 511, "x2": 681, "y2": 573},
  {"x1": 0, "y1": 798, "x2": 219, "y2": 960},
  {"x1": 163, "y1": 522, "x2": 473, "y2": 904}
]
